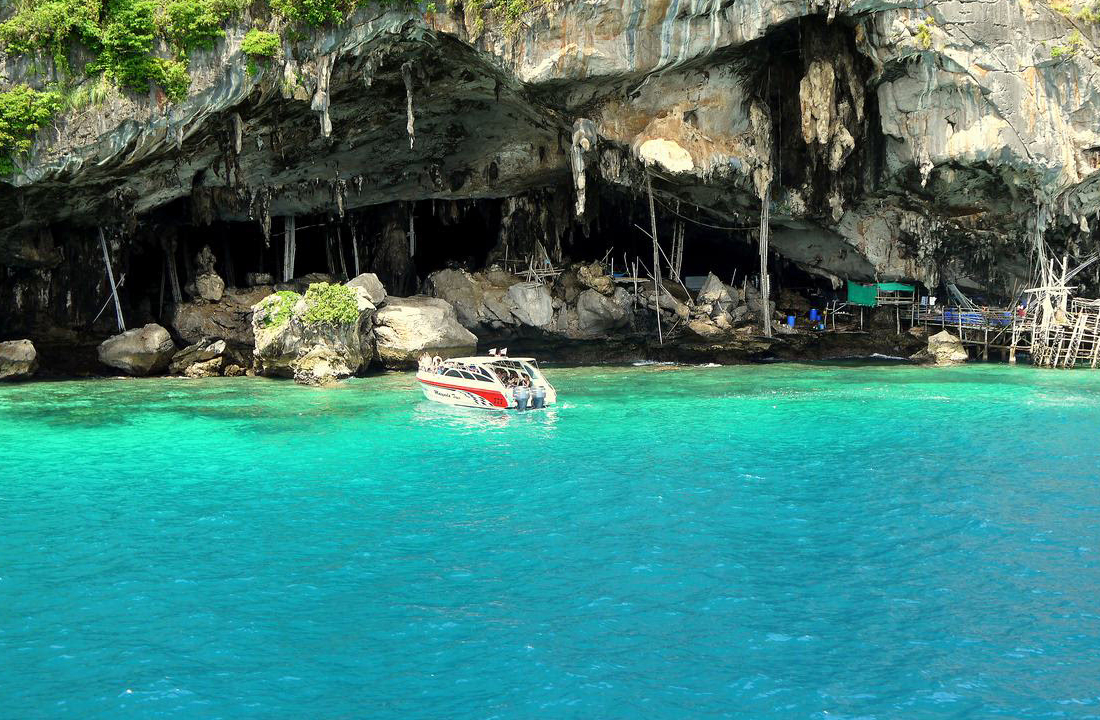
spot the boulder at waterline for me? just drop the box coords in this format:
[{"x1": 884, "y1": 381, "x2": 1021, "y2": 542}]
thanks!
[
  {"x1": 423, "y1": 268, "x2": 518, "y2": 330},
  {"x1": 97, "y1": 324, "x2": 176, "y2": 376},
  {"x1": 911, "y1": 330, "x2": 969, "y2": 366},
  {"x1": 373, "y1": 295, "x2": 478, "y2": 369},
  {"x1": 346, "y1": 273, "x2": 388, "y2": 306},
  {"x1": 293, "y1": 345, "x2": 357, "y2": 386},
  {"x1": 506, "y1": 282, "x2": 554, "y2": 328},
  {"x1": 0, "y1": 340, "x2": 38, "y2": 381},
  {"x1": 697, "y1": 273, "x2": 738, "y2": 307},
  {"x1": 575, "y1": 289, "x2": 628, "y2": 337},
  {"x1": 170, "y1": 338, "x2": 226, "y2": 374},
  {"x1": 169, "y1": 338, "x2": 249, "y2": 377},
  {"x1": 251, "y1": 283, "x2": 375, "y2": 382}
]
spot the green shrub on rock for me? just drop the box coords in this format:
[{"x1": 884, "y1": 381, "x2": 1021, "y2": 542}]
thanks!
[
  {"x1": 0, "y1": 86, "x2": 63, "y2": 175},
  {"x1": 242, "y1": 29, "x2": 281, "y2": 57},
  {"x1": 0, "y1": 0, "x2": 102, "y2": 71},
  {"x1": 260, "y1": 290, "x2": 301, "y2": 328},
  {"x1": 302, "y1": 283, "x2": 358, "y2": 326}
]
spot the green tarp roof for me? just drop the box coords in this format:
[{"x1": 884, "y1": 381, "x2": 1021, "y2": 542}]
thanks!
[
  {"x1": 847, "y1": 281, "x2": 916, "y2": 307},
  {"x1": 876, "y1": 282, "x2": 916, "y2": 292},
  {"x1": 847, "y1": 281, "x2": 878, "y2": 307}
]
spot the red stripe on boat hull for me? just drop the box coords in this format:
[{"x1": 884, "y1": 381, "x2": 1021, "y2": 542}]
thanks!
[{"x1": 418, "y1": 378, "x2": 510, "y2": 408}]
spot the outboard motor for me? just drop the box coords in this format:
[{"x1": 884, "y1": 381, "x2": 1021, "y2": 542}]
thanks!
[
  {"x1": 514, "y1": 385, "x2": 530, "y2": 412},
  {"x1": 532, "y1": 385, "x2": 546, "y2": 409}
]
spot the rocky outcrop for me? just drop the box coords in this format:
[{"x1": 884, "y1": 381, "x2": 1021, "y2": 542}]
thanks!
[
  {"x1": 574, "y1": 289, "x2": 629, "y2": 338},
  {"x1": 0, "y1": 340, "x2": 38, "y2": 381},
  {"x1": 169, "y1": 338, "x2": 249, "y2": 377},
  {"x1": 912, "y1": 330, "x2": 970, "y2": 366},
  {"x1": 506, "y1": 283, "x2": 554, "y2": 329},
  {"x1": 170, "y1": 286, "x2": 275, "y2": 347},
  {"x1": 292, "y1": 346, "x2": 357, "y2": 386},
  {"x1": 97, "y1": 324, "x2": 177, "y2": 376},
  {"x1": 347, "y1": 273, "x2": 387, "y2": 306},
  {"x1": 373, "y1": 296, "x2": 478, "y2": 369},
  {"x1": 251, "y1": 283, "x2": 375, "y2": 383}
]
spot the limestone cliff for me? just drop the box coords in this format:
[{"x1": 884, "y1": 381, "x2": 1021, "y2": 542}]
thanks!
[{"x1": 3, "y1": 0, "x2": 1100, "y2": 348}]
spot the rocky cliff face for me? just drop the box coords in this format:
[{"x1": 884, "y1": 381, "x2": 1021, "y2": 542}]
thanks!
[{"x1": 3, "y1": 0, "x2": 1100, "y2": 351}]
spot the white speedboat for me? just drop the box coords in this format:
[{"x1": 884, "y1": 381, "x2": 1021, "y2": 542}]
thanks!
[{"x1": 416, "y1": 354, "x2": 558, "y2": 410}]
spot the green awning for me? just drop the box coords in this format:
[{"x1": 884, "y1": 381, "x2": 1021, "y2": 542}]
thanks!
[
  {"x1": 876, "y1": 282, "x2": 916, "y2": 293},
  {"x1": 848, "y1": 281, "x2": 878, "y2": 307}
]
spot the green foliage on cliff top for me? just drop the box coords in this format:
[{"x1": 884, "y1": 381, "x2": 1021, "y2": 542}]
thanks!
[
  {"x1": 0, "y1": 0, "x2": 101, "y2": 69},
  {"x1": 302, "y1": 283, "x2": 359, "y2": 327},
  {"x1": 0, "y1": 85, "x2": 62, "y2": 175},
  {"x1": 449, "y1": 0, "x2": 544, "y2": 35},
  {"x1": 260, "y1": 290, "x2": 301, "y2": 328}
]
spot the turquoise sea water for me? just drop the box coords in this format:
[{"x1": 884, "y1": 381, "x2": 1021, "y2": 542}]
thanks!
[{"x1": 2, "y1": 363, "x2": 1100, "y2": 719}]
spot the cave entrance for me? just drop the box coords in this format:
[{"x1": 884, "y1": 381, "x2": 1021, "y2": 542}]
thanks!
[{"x1": 410, "y1": 200, "x2": 499, "y2": 276}]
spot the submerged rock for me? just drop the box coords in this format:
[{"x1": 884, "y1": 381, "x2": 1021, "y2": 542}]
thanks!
[
  {"x1": 911, "y1": 330, "x2": 969, "y2": 366},
  {"x1": 0, "y1": 340, "x2": 38, "y2": 381},
  {"x1": 373, "y1": 295, "x2": 478, "y2": 369},
  {"x1": 97, "y1": 324, "x2": 176, "y2": 376}
]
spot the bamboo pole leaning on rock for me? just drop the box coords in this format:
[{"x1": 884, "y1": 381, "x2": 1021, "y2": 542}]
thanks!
[
  {"x1": 646, "y1": 171, "x2": 663, "y2": 345},
  {"x1": 98, "y1": 227, "x2": 125, "y2": 332}
]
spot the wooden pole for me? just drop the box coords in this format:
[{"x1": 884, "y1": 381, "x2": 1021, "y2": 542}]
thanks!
[
  {"x1": 351, "y1": 225, "x2": 361, "y2": 277},
  {"x1": 166, "y1": 241, "x2": 182, "y2": 305},
  {"x1": 98, "y1": 227, "x2": 125, "y2": 332},
  {"x1": 324, "y1": 228, "x2": 336, "y2": 276},
  {"x1": 645, "y1": 171, "x2": 663, "y2": 345},
  {"x1": 759, "y1": 184, "x2": 772, "y2": 338},
  {"x1": 222, "y1": 239, "x2": 235, "y2": 288},
  {"x1": 283, "y1": 216, "x2": 296, "y2": 282}
]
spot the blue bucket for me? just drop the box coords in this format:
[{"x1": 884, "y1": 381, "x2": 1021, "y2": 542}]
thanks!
[
  {"x1": 809, "y1": 309, "x2": 819, "y2": 321},
  {"x1": 786, "y1": 316, "x2": 796, "y2": 328}
]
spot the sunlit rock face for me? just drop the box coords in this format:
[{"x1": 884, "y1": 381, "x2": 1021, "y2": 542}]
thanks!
[{"x1": 3, "y1": 0, "x2": 1100, "y2": 337}]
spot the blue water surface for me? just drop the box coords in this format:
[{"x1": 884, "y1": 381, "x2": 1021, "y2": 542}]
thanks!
[{"x1": 2, "y1": 363, "x2": 1100, "y2": 719}]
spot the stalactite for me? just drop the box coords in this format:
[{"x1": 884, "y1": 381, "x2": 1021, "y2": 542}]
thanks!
[
  {"x1": 312, "y1": 54, "x2": 335, "y2": 138},
  {"x1": 401, "y1": 61, "x2": 416, "y2": 149},
  {"x1": 570, "y1": 119, "x2": 597, "y2": 218},
  {"x1": 231, "y1": 112, "x2": 243, "y2": 155},
  {"x1": 408, "y1": 205, "x2": 416, "y2": 257}
]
